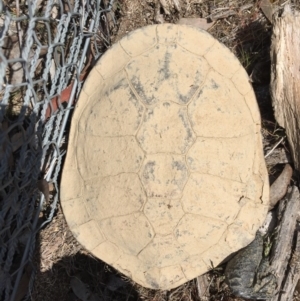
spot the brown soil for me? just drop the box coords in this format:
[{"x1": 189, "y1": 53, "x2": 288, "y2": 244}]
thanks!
[{"x1": 32, "y1": 0, "x2": 300, "y2": 300}]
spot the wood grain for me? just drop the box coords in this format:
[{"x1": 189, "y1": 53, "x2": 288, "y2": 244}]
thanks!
[
  {"x1": 270, "y1": 186, "x2": 300, "y2": 301},
  {"x1": 270, "y1": 5, "x2": 300, "y2": 171}
]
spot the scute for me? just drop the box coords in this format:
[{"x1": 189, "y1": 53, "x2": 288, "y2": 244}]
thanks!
[
  {"x1": 126, "y1": 43, "x2": 210, "y2": 105},
  {"x1": 91, "y1": 241, "x2": 121, "y2": 265},
  {"x1": 80, "y1": 74, "x2": 144, "y2": 136},
  {"x1": 100, "y1": 212, "x2": 155, "y2": 256},
  {"x1": 139, "y1": 154, "x2": 189, "y2": 199},
  {"x1": 188, "y1": 70, "x2": 254, "y2": 138},
  {"x1": 201, "y1": 240, "x2": 232, "y2": 268},
  {"x1": 61, "y1": 198, "x2": 90, "y2": 229},
  {"x1": 225, "y1": 225, "x2": 256, "y2": 251},
  {"x1": 177, "y1": 26, "x2": 215, "y2": 56},
  {"x1": 76, "y1": 134, "x2": 144, "y2": 179},
  {"x1": 181, "y1": 255, "x2": 207, "y2": 280},
  {"x1": 136, "y1": 101, "x2": 195, "y2": 154},
  {"x1": 60, "y1": 24, "x2": 269, "y2": 290},
  {"x1": 204, "y1": 42, "x2": 240, "y2": 77},
  {"x1": 96, "y1": 42, "x2": 130, "y2": 79},
  {"x1": 138, "y1": 235, "x2": 189, "y2": 268},
  {"x1": 156, "y1": 23, "x2": 178, "y2": 44},
  {"x1": 231, "y1": 66, "x2": 252, "y2": 95},
  {"x1": 187, "y1": 135, "x2": 255, "y2": 183},
  {"x1": 181, "y1": 173, "x2": 244, "y2": 224},
  {"x1": 143, "y1": 198, "x2": 185, "y2": 235},
  {"x1": 120, "y1": 25, "x2": 157, "y2": 57},
  {"x1": 60, "y1": 169, "x2": 83, "y2": 201},
  {"x1": 84, "y1": 173, "x2": 146, "y2": 220},
  {"x1": 244, "y1": 89, "x2": 263, "y2": 124},
  {"x1": 159, "y1": 265, "x2": 186, "y2": 289},
  {"x1": 72, "y1": 220, "x2": 106, "y2": 250},
  {"x1": 174, "y1": 214, "x2": 228, "y2": 256},
  {"x1": 234, "y1": 202, "x2": 268, "y2": 236}
]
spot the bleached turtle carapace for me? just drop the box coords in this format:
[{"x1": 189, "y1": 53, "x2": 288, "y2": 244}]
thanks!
[{"x1": 60, "y1": 24, "x2": 269, "y2": 290}]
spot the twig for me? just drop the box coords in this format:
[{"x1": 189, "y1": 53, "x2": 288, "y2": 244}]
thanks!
[
  {"x1": 265, "y1": 137, "x2": 285, "y2": 158},
  {"x1": 209, "y1": 10, "x2": 236, "y2": 21},
  {"x1": 239, "y1": 3, "x2": 253, "y2": 12}
]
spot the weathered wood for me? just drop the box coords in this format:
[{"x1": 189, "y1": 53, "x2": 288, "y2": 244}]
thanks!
[
  {"x1": 159, "y1": 0, "x2": 180, "y2": 15},
  {"x1": 270, "y1": 186, "x2": 300, "y2": 301},
  {"x1": 270, "y1": 5, "x2": 300, "y2": 170},
  {"x1": 280, "y1": 231, "x2": 300, "y2": 301},
  {"x1": 265, "y1": 148, "x2": 291, "y2": 166},
  {"x1": 270, "y1": 7, "x2": 300, "y2": 299},
  {"x1": 196, "y1": 275, "x2": 210, "y2": 301}
]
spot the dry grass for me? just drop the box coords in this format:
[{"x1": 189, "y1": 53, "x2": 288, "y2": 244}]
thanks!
[
  {"x1": 32, "y1": 0, "x2": 299, "y2": 300},
  {"x1": 31, "y1": 205, "x2": 81, "y2": 301}
]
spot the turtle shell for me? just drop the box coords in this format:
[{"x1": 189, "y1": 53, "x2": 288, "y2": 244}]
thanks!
[{"x1": 60, "y1": 24, "x2": 269, "y2": 290}]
